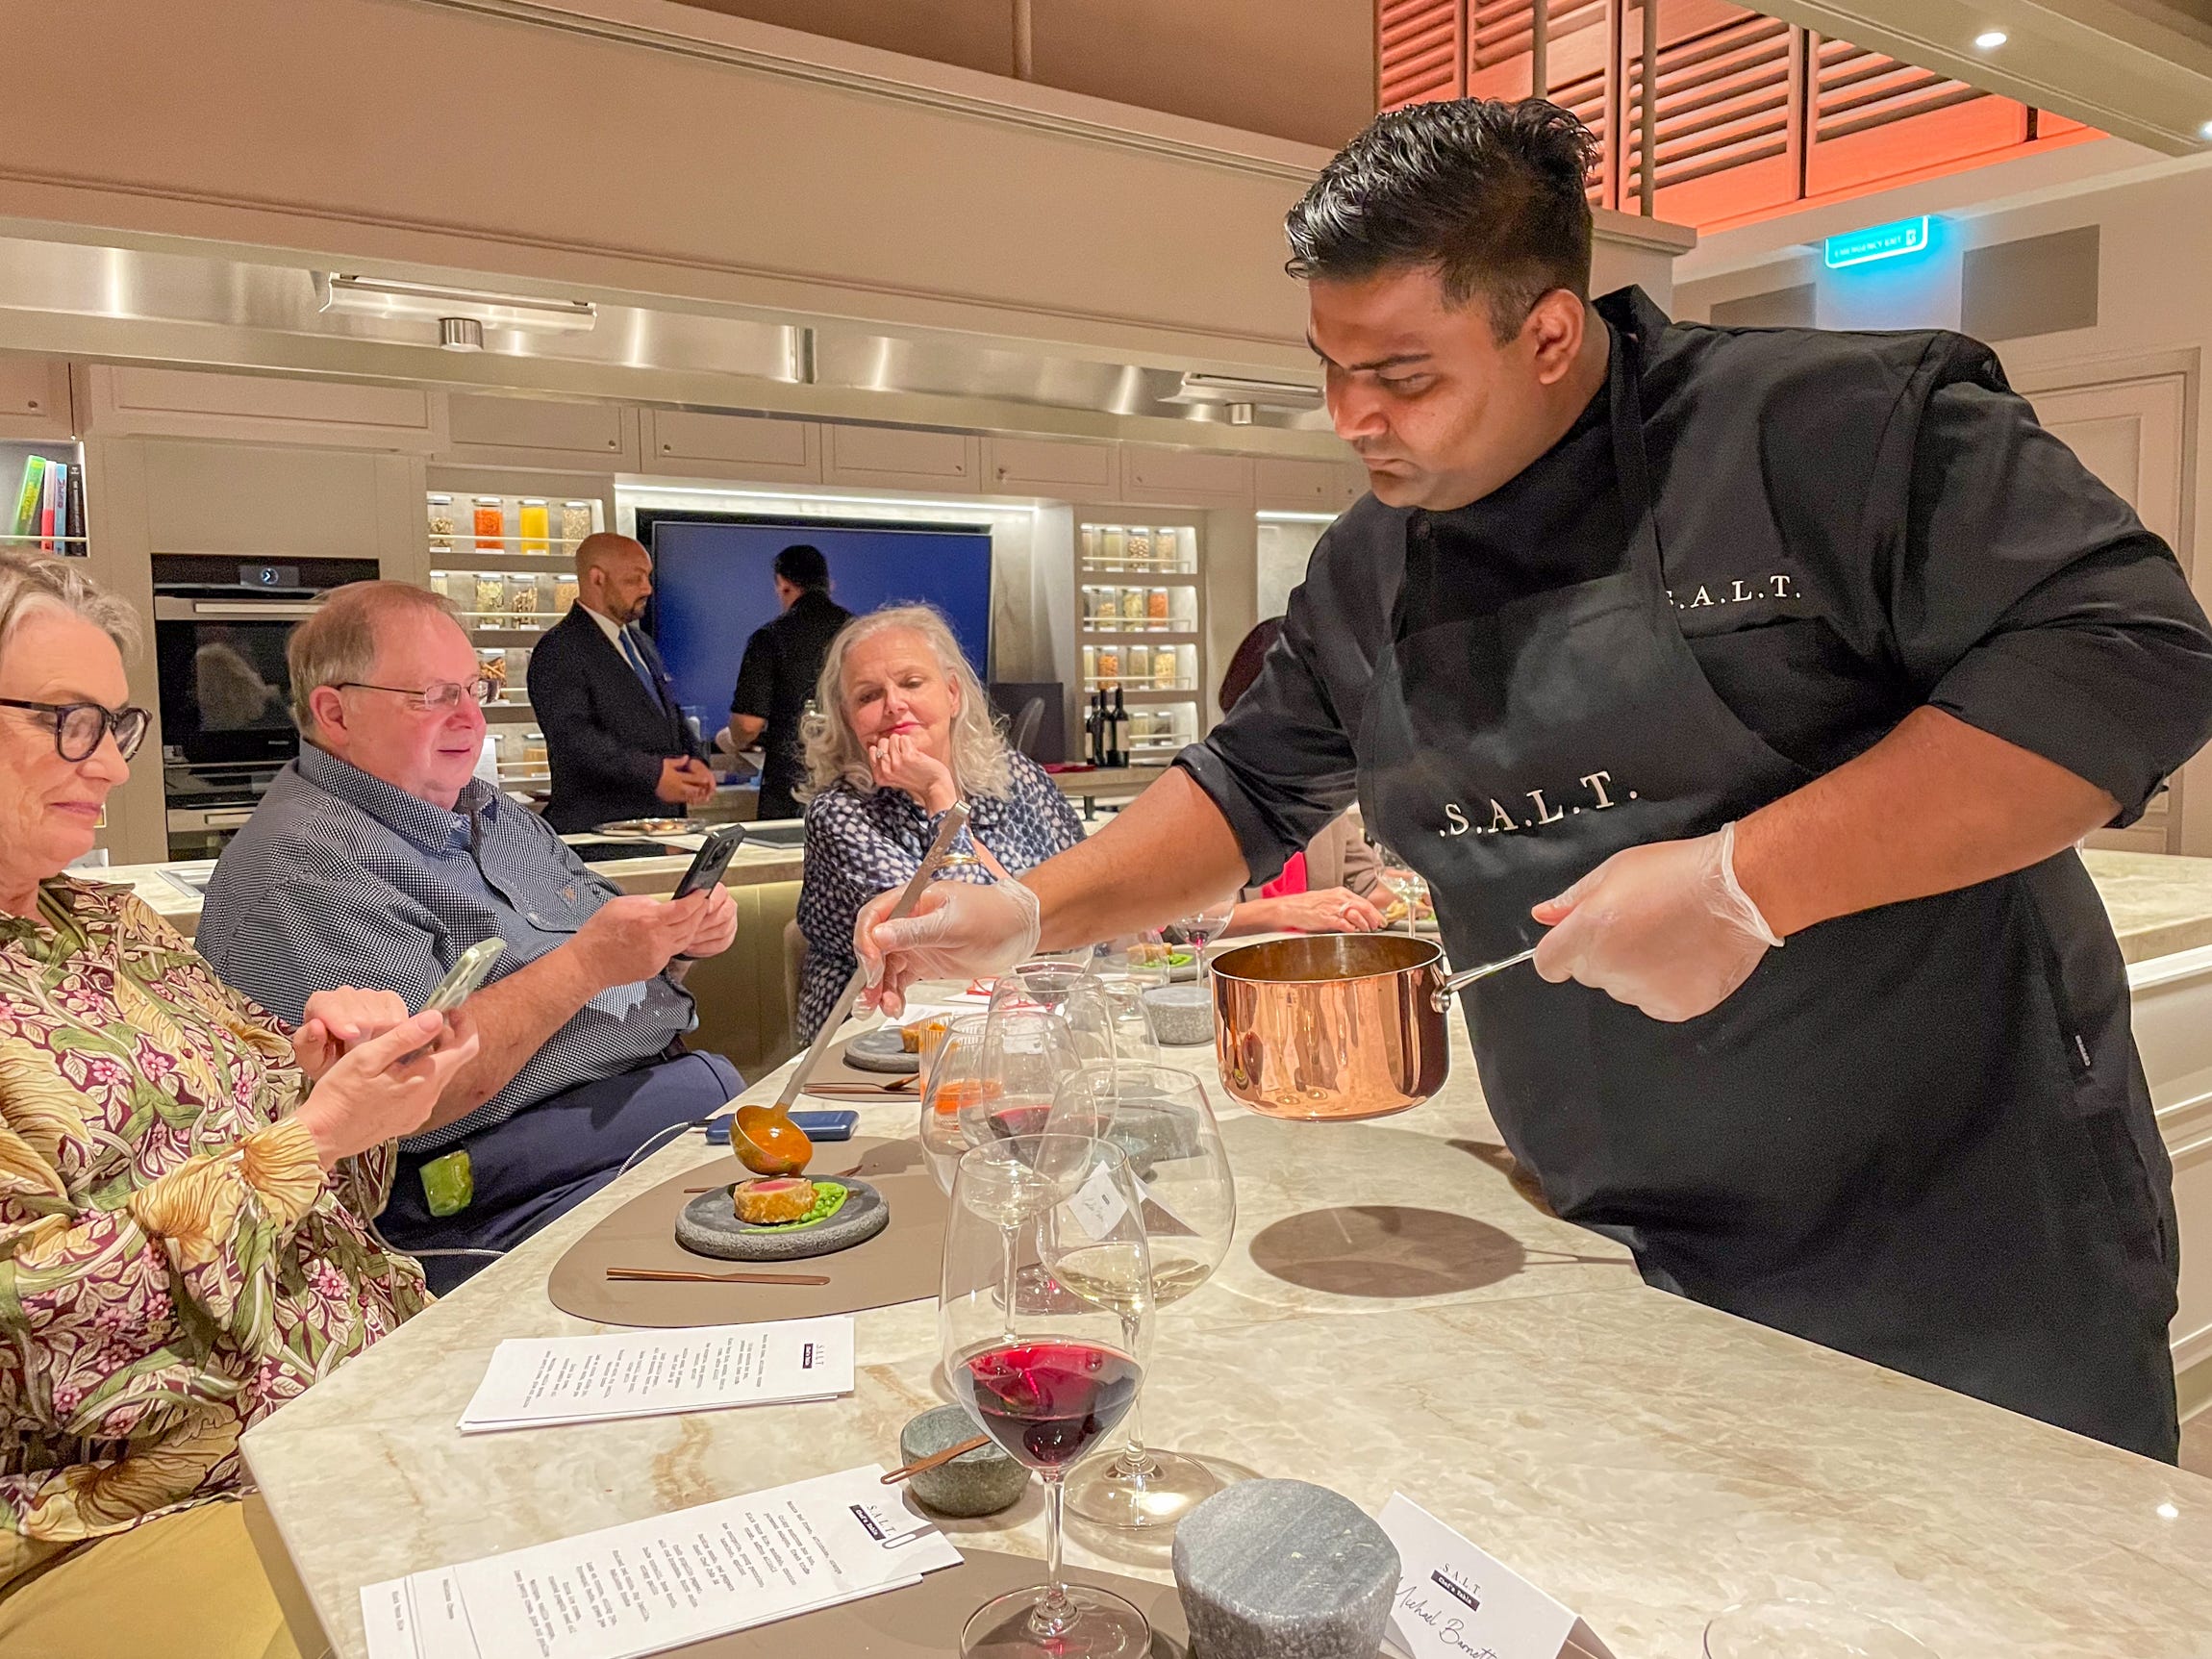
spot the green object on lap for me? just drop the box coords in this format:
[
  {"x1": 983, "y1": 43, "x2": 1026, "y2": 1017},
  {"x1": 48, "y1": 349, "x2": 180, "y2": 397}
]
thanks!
[{"x1": 419, "y1": 1149, "x2": 474, "y2": 1217}]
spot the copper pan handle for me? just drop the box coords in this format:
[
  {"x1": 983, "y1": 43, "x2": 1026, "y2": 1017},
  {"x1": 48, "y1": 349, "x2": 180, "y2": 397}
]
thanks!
[{"x1": 1431, "y1": 946, "x2": 1539, "y2": 1013}]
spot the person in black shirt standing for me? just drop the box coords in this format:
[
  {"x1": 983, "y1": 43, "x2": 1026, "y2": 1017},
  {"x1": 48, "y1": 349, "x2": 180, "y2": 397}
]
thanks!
[
  {"x1": 728, "y1": 544, "x2": 851, "y2": 820},
  {"x1": 855, "y1": 100, "x2": 2212, "y2": 1464}
]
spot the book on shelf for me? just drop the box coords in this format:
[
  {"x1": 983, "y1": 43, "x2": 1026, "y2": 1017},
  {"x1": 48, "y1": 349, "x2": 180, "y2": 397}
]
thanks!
[
  {"x1": 11, "y1": 456, "x2": 45, "y2": 540},
  {"x1": 63, "y1": 464, "x2": 85, "y2": 555},
  {"x1": 40, "y1": 461, "x2": 65, "y2": 552}
]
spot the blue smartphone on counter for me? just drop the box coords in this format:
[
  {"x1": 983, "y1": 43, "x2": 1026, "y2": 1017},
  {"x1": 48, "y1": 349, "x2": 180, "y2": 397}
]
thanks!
[{"x1": 706, "y1": 1111, "x2": 856, "y2": 1144}]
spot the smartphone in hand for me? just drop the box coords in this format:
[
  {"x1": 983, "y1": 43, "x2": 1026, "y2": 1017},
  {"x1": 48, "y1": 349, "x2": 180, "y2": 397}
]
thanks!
[
  {"x1": 673, "y1": 824, "x2": 746, "y2": 900},
  {"x1": 423, "y1": 938, "x2": 505, "y2": 1015}
]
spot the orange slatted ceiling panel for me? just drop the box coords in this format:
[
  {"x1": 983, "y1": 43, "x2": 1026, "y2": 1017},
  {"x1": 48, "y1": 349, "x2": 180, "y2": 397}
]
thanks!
[
  {"x1": 1622, "y1": 2, "x2": 1797, "y2": 223},
  {"x1": 1380, "y1": 0, "x2": 1465, "y2": 110},
  {"x1": 1805, "y1": 36, "x2": 2025, "y2": 196},
  {"x1": 1462, "y1": 4, "x2": 1613, "y2": 204}
]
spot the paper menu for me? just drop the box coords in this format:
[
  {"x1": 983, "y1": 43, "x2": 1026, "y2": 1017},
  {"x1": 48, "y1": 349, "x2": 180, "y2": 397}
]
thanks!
[
  {"x1": 362, "y1": 1465, "x2": 962, "y2": 1659},
  {"x1": 457, "y1": 1318, "x2": 854, "y2": 1434},
  {"x1": 1378, "y1": 1495, "x2": 1615, "y2": 1659}
]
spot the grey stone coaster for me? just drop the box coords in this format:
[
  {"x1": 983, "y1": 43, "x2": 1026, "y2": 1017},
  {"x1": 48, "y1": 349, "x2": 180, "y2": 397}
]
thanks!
[
  {"x1": 1143, "y1": 983, "x2": 1215, "y2": 1046},
  {"x1": 1172, "y1": 1479, "x2": 1400, "y2": 1659},
  {"x1": 898, "y1": 1404, "x2": 1028, "y2": 1518},
  {"x1": 842, "y1": 1029, "x2": 920, "y2": 1074},
  {"x1": 674, "y1": 1177, "x2": 890, "y2": 1261}
]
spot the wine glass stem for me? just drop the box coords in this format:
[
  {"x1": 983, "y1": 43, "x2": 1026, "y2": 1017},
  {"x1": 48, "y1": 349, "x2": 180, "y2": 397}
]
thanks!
[
  {"x1": 1115, "y1": 1395, "x2": 1156, "y2": 1479},
  {"x1": 1030, "y1": 1473, "x2": 1078, "y2": 1639}
]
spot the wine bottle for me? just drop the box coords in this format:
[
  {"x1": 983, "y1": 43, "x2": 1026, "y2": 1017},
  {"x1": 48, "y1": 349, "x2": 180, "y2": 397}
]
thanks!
[
  {"x1": 1110, "y1": 686, "x2": 1128, "y2": 767},
  {"x1": 1083, "y1": 689, "x2": 1100, "y2": 765}
]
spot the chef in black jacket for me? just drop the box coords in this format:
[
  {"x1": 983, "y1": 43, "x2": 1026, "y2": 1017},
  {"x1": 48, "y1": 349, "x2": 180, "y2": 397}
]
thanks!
[
  {"x1": 726, "y1": 543, "x2": 851, "y2": 821},
  {"x1": 858, "y1": 100, "x2": 2212, "y2": 1463}
]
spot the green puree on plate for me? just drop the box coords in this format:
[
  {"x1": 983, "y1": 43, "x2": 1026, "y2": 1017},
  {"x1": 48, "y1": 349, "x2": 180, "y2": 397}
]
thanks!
[{"x1": 749, "y1": 1181, "x2": 849, "y2": 1229}]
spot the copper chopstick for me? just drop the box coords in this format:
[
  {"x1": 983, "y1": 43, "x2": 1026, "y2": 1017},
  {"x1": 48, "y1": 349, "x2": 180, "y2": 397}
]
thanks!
[
  {"x1": 881, "y1": 1436, "x2": 992, "y2": 1484},
  {"x1": 606, "y1": 1283, "x2": 831, "y2": 1292}
]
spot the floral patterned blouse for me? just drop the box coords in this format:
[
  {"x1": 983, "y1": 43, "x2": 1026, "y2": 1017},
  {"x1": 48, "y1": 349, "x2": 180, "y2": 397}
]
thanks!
[{"x1": 0, "y1": 877, "x2": 429, "y2": 1585}]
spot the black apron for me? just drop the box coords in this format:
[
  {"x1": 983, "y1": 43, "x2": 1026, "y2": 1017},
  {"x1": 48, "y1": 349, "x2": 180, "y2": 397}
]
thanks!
[{"x1": 1355, "y1": 294, "x2": 2180, "y2": 1461}]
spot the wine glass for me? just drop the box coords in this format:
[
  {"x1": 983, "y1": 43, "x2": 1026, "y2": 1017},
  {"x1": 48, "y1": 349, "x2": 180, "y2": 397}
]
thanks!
[
  {"x1": 1009, "y1": 954, "x2": 1093, "y2": 1013},
  {"x1": 943, "y1": 1135, "x2": 1155, "y2": 1658},
  {"x1": 1373, "y1": 842, "x2": 1431, "y2": 935},
  {"x1": 956, "y1": 1010, "x2": 1082, "y2": 1146},
  {"x1": 1087, "y1": 933, "x2": 1167, "y2": 1062},
  {"x1": 1049, "y1": 1062, "x2": 1238, "y2": 1531},
  {"x1": 1166, "y1": 896, "x2": 1237, "y2": 986},
  {"x1": 1704, "y1": 1601, "x2": 1936, "y2": 1657},
  {"x1": 919, "y1": 1014, "x2": 995, "y2": 1194}
]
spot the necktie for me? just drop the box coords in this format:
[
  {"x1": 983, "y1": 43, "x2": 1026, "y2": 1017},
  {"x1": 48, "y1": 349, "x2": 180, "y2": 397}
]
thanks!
[{"x1": 616, "y1": 627, "x2": 660, "y2": 700}]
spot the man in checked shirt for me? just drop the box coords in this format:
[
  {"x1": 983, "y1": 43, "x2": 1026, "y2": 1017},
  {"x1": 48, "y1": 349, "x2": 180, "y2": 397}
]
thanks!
[{"x1": 199, "y1": 582, "x2": 742, "y2": 1291}]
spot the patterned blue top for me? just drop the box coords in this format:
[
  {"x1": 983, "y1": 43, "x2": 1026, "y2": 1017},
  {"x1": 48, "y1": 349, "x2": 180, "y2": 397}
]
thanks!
[
  {"x1": 796, "y1": 752, "x2": 1084, "y2": 1040},
  {"x1": 197, "y1": 743, "x2": 699, "y2": 1151}
]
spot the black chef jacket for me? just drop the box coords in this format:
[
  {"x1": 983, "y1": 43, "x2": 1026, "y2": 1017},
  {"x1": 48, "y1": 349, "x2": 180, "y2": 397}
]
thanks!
[
  {"x1": 1183, "y1": 288, "x2": 2212, "y2": 875},
  {"x1": 731, "y1": 588, "x2": 852, "y2": 820}
]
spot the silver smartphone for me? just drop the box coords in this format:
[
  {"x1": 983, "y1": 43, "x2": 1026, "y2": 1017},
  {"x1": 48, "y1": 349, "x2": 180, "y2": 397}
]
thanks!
[{"x1": 422, "y1": 938, "x2": 505, "y2": 1015}]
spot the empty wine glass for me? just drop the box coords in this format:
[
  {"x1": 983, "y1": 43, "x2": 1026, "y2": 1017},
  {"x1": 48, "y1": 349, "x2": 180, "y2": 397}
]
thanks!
[
  {"x1": 1050, "y1": 1062, "x2": 1237, "y2": 1531},
  {"x1": 1010, "y1": 953, "x2": 1093, "y2": 1013},
  {"x1": 919, "y1": 1014, "x2": 994, "y2": 1194},
  {"x1": 943, "y1": 1135, "x2": 1154, "y2": 1658},
  {"x1": 1704, "y1": 1601, "x2": 1936, "y2": 1658},
  {"x1": 1087, "y1": 933, "x2": 1167, "y2": 1062},
  {"x1": 1373, "y1": 842, "x2": 1432, "y2": 935}
]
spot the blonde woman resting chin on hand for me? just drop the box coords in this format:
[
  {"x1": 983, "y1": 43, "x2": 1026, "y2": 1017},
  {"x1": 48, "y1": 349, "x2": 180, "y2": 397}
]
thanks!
[
  {"x1": 0, "y1": 554, "x2": 478, "y2": 1659},
  {"x1": 793, "y1": 605, "x2": 1082, "y2": 1041}
]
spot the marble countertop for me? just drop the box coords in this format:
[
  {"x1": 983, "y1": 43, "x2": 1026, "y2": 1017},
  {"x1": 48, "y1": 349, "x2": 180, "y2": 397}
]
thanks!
[
  {"x1": 239, "y1": 1009, "x2": 2212, "y2": 1659},
  {"x1": 89, "y1": 842, "x2": 2212, "y2": 967}
]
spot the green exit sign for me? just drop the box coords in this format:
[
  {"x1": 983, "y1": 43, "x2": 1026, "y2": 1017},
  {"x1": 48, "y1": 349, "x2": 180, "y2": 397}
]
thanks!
[{"x1": 1825, "y1": 216, "x2": 1933, "y2": 268}]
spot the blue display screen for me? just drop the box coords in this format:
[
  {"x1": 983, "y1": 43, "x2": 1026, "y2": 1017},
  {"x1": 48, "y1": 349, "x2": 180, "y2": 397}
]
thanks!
[{"x1": 642, "y1": 514, "x2": 995, "y2": 729}]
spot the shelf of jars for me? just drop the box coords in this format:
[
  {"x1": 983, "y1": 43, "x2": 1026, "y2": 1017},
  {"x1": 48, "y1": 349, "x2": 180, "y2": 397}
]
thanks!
[
  {"x1": 428, "y1": 490, "x2": 603, "y2": 719},
  {"x1": 1081, "y1": 641, "x2": 1197, "y2": 694},
  {"x1": 1080, "y1": 582, "x2": 1199, "y2": 635},
  {"x1": 1077, "y1": 522, "x2": 1197, "y2": 574}
]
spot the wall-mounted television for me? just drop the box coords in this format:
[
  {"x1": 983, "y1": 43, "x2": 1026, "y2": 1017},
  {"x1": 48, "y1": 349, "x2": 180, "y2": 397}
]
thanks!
[{"x1": 637, "y1": 509, "x2": 994, "y2": 730}]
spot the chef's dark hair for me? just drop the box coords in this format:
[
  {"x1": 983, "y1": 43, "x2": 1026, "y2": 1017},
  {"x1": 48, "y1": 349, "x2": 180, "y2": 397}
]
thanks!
[
  {"x1": 1285, "y1": 99, "x2": 1597, "y2": 340},
  {"x1": 773, "y1": 543, "x2": 831, "y2": 592}
]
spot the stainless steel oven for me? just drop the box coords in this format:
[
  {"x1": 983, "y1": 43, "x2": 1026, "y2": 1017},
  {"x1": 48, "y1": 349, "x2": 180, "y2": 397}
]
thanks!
[{"x1": 153, "y1": 554, "x2": 380, "y2": 859}]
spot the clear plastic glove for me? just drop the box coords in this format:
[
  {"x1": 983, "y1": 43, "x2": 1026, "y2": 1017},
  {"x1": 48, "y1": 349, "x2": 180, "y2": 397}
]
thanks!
[
  {"x1": 1528, "y1": 822, "x2": 1782, "y2": 1022},
  {"x1": 854, "y1": 878, "x2": 1043, "y2": 1017}
]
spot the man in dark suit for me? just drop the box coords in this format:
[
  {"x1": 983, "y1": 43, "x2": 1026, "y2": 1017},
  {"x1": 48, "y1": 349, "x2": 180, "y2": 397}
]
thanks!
[{"x1": 529, "y1": 532, "x2": 715, "y2": 833}]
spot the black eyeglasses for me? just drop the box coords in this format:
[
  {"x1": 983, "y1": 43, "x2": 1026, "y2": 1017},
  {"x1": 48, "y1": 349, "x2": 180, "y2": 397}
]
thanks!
[
  {"x1": 334, "y1": 677, "x2": 496, "y2": 713},
  {"x1": 0, "y1": 698, "x2": 152, "y2": 762}
]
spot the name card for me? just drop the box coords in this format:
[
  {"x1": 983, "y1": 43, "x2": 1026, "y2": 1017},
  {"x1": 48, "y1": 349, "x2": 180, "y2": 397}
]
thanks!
[{"x1": 1378, "y1": 1495, "x2": 1614, "y2": 1659}]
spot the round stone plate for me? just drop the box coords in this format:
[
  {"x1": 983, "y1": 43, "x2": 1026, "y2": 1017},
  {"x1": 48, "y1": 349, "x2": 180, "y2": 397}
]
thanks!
[
  {"x1": 675, "y1": 1178, "x2": 890, "y2": 1262},
  {"x1": 842, "y1": 1029, "x2": 919, "y2": 1074}
]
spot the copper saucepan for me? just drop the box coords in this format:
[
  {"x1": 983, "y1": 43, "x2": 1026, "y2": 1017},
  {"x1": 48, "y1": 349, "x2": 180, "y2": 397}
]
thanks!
[{"x1": 1210, "y1": 933, "x2": 1453, "y2": 1120}]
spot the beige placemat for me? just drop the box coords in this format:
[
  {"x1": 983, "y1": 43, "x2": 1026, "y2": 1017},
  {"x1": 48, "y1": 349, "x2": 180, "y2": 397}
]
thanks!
[
  {"x1": 650, "y1": 1548, "x2": 1187, "y2": 1656},
  {"x1": 546, "y1": 1137, "x2": 948, "y2": 1327}
]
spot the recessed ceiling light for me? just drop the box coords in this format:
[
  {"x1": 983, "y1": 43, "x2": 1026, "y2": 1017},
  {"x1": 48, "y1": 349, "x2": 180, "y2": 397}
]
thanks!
[
  {"x1": 1973, "y1": 29, "x2": 2007, "y2": 49},
  {"x1": 2201, "y1": 119, "x2": 2212, "y2": 139}
]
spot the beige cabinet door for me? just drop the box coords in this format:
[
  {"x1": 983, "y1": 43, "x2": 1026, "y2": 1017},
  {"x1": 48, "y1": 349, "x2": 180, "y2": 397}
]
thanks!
[
  {"x1": 0, "y1": 358, "x2": 72, "y2": 440},
  {"x1": 823, "y1": 423, "x2": 979, "y2": 490},
  {"x1": 1120, "y1": 444, "x2": 1252, "y2": 508},
  {"x1": 982, "y1": 435, "x2": 1119, "y2": 500},
  {"x1": 645, "y1": 409, "x2": 821, "y2": 483},
  {"x1": 83, "y1": 364, "x2": 447, "y2": 451},
  {"x1": 2026, "y1": 372, "x2": 2189, "y2": 854},
  {"x1": 1253, "y1": 455, "x2": 1358, "y2": 511},
  {"x1": 445, "y1": 393, "x2": 637, "y2": 469}
]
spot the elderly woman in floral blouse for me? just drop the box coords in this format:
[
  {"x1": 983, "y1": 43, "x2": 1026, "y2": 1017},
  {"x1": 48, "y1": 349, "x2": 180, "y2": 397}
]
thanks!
[{"x1": 0, "y1": 555, "x2": 479, "y2": 1659}]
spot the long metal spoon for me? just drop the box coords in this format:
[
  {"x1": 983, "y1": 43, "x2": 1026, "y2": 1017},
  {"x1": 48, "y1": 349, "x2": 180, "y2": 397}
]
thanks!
[
  {"x1": 732, "y1": 801, "x2": 973, "y2": 1174},
  {"x1": 1430, "y1": 945, "x2": 1540, "y2": 1012}
]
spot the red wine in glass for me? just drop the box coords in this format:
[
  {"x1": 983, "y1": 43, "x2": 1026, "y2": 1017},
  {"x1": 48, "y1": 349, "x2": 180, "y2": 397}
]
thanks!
[
  {"x1": 986, "y1": 1103, "x2": 1053, "y2": 1141},
  {"x1": 954, "y1": 1340, "x2": 1143, "y2": 1470}
]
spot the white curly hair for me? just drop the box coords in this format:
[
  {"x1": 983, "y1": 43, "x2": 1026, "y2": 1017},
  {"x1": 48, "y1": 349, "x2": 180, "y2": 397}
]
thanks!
[{"x1": 800, "y1": 604, "x2": 1012, "y2": 802}]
